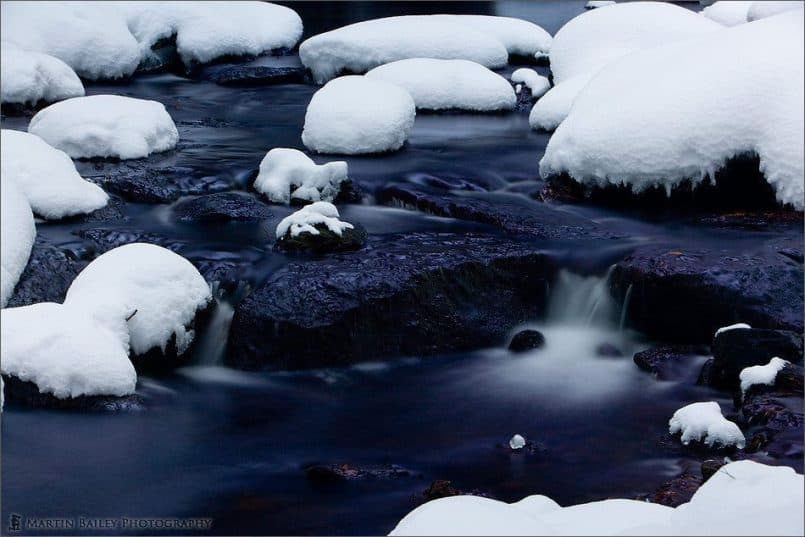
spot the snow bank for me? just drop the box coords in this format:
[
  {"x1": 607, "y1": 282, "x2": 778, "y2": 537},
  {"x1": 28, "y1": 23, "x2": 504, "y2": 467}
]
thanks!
[
  {"x1": 302, "y1": 76, "x2": 415, "y2": 154},
  {"x1": 702, "y1": 1, "x2": 752, "y2": 25},
  {"x1": 0, "y1": 43, "x2": 84, "y2": 105},
  {"x1": 740, "y1": 357, "x2": 789, "y2": 396},
  {"x1": 668, "y1": 401, "x2": 745, "y2": 448},
  {"x1": 0, "y1": 181, "x2": 36, "y2": 307},
  {"x1": 714, "y1": 322, "x2": 751, "y2": 337},
  {"x1": 254, "y1": 148, "x2": 348, "y2": 204},
  {"x1": 1, "y1": 130, "x2": 108, "y2": 219},
  {"x1": 540, "y1": 11, "x2": 804, "y2": 209},
  {"x1": 366, "y1": 59, "x2": 515, "y2": 112},
  {"x1": 0, "y1": 302, "x2": 136, "y2": 399},
  {"x1": 390, "y1": 461, "x2": 803, "y2": 536},
  {"x1": 748, "y1": 1, "x2": 804, "y2": 21},
  {"x1": 65, "y1": 243, "x2": 212, "y2": 356},
  {"x1": 530, "y1": 2, "x2": 721, "y2": 130},
  {"x1": 275, "y1": 202, "x2": 353, "y2": 239},
  {"x1": 511, "y1": 68, "x2": 551, "y2": 99},
  {"x1": 29, "y1": 95, "x2": 179, "y2": 159}
]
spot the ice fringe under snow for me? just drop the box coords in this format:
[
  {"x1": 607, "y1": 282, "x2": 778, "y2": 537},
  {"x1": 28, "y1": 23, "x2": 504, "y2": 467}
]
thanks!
[
  {"x1": 366, "y1": 59, "x2": 515, "y2": 112},
  {"x1": 529, "y1": 2, "x2": 721, "y2": 131},
  {"x1": 302, "y1": 76, "x2": 416, "y2": 154},
  {"x1": 668, "y1": 401, "x2": 745, "y2": 449},
  {"x1": 28, "y1": 95, "x2": 179, "y2": 160},
  {"x1": 1, "y1": 130, "x2": 108, "y2": 219},
  {"x1": 714, "y1": 322, "x2": 751, "y2": 337},
  {"x1": 540, "y1": 10, "x2": 804, "y2": 210},
  {"x1": 0, "y1": 180, "x2": 36, "y2": 308},
  {"x1": 389, "y1": 460, "x2": 804, "y2": 536},
  {"x1": 275, "y1": 202, "x2": 354, "y2": 239},
  {"x1": 740, "y1": 357, "x2": 789, "y2": 396},
  {"x1": 510, "y1": 68, "x2": 551, "y2": 99},
  {"x1": 299, "y1": 15, "x2": 551, "y2": 84},
  {"x1": 0, "y1": 303, "x2": 136, "y2": 399},
  {"x1": 0, "y1": 43, "x2": 84, "y2": 106},
  {"x1": 65, "y1": 243, "x2": 212, "y2": 357},
  {"x1": 254, "y1": 148, "x2": 348, "y2": 204}
]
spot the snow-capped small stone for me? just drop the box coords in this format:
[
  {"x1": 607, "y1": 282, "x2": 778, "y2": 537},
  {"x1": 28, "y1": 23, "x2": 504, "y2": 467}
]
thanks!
[
  {"x1": 586, "y1": 1, "x2": 616, "y2": 9},
  {"x1": 714, "y1": 322, "x2": 752, "y2": 337},
  {"x1": 509, "y1": 434, "x2": 526, "y2": 450},
  {"x1": 366, "y1": 59, "x2": 515, "y2": 112},
  {"x1": 0, "y1": 43, "x2": 84, "y2": 106},
  {"x1": 511, "y1": 68, "x2": 551, "y2": 99},
  {"x1": 668, "y1": 401, "x2": 745, "y2": 449},
  {"x1": 302, "y1": 76, "x2": 415, "y2": 155},
  {"x1": 1, "y1": 130, "x2": 108, "y2": 219},
  {"x1": 275, "y1": 202, "x2": 354, "y2": 239},
  {"x1": 1, "y1": 180, "x2": 36, "y2": 308},
  {"x1": 254, "y1": 148, "x2": 348, "y2": 204},
  {"x1": 740, "y1": 357, "x2": 790, "y2": 396},
  {"x1": 28, "y1": 95, "x2": 179, "y2": 160}
]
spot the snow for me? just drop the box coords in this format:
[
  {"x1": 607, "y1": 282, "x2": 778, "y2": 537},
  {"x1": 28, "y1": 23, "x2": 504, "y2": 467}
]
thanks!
[
  {"x1": 530, "y1": 2, "x2": 721, "y2": 131},
  {"x1": 509, "y1": 434, "x2": 526, "y2": 450},
  {"x1": 511, "y1": 68, "x2": 551, "y2": 99},
  {"x1": 254, "y1": 148, "x2": 348, "y2": 204},
  {"x1": 0, "y1": 43, "x2": 84, "y2": 106},
  {"x1": 65, "y1": 243, "x2": 212, "y2": 356},
  {"x1": 702, "y1": 1, "x2": 752, "y2": 25},
  {"x1": 432, "y1": 15, "x2": 552, "y2": 59},
  {"x1": 0, "y1": 302, "x2": 136, "y2": 399},
  {"x1": 28, "y1": 95, "x2": 179, "y2": 159},
  {"x1": 540, "y1": 11, "x2": 804, "y2": 209},
  {"x1": 366, "y1": 59, "x2": 515, "y2": 112},
  {"x1": 1, "y1": 130, "x2": 108, "y2": 219},
  {"x1": 748, "y1": 1, "x2": 804, "y2": 21},
  {"x1": 302, "y1": 76, "x2": 416, "y2": 154},
  {"x1": 390, "y1": 461, "x2": 803, "y2": 536},
  {"x1": 740, "y1": 357, "x2": 789, "y2": 396},
  {"x1": 275, "y1": 202, "x2": 354, "y2": 239},
  {"x1": 586, "y1": 1, "x2": 616, "y2": 8},
  {"x1": 0, "y1": 180, "x2": 36, "y2": 308},
  {"x1": 668, "y1": 401, "x2": 745, "y2": 449},
  {"x1": 714, "y1": 322, "x2": 751, "y2": 337}
]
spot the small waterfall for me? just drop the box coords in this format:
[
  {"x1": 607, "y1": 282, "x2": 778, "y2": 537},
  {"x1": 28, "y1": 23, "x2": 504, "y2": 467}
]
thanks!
[
  {"x1": 619, "y1": 284, "x2": 634, "y2": 332},
  {"x1": 545, "y1": 268, "x2": 618, "y2": 328},
  {"x1": 190, "y1": 281, "x2": 250, "y2": 366}
]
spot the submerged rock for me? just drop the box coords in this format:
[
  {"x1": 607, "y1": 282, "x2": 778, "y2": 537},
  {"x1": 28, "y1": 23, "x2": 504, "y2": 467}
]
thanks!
[
  {"x1": 173, "y1": 192, "x2": 272, "y2": 223},
  {"x1": 709, "y1": 327, "x2": 803, "y2": 390},
  {"x1": 227, "y1": 232, "x2": 553, "y2": 369},
  {"x1": 7, "y1": 237, "x2": 81, "y2": 307},
  {"x1": 508, "y1": 329, "x2": 545, "y2": 353},
  {"x1": 304, "y1": 463, "x2": 415, "y2": 483},
  {"x1": 595, "y1": 342, "x2": 623, "y2": 358},
  {"x1": 633, "y1": 345, "x2": 709, "y2": 380},
  {"x1": 202, "y1": 65, "x2": 306, "y2": 86},
  {"x1": 90, "y1": 164, "x2": 234, "y2": 203}
]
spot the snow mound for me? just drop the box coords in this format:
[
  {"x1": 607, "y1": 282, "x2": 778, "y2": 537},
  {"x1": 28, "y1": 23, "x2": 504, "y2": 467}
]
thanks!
[
  {"x1": 0, "y1": 180, "x2": 36, "y2": 308},
  {"x1": 432, "y1": 15, "x2": 552, "y2": 59},
  {"x1": 390, "y1": 461, "x2": 803, "y2": 536},
  {"x1": 740, "y1": 357, "x2": 789, "y2": 396},
  {"x1": 530, "y1": 2, "x2": 721, "y2": 131},
  {"x1": 748, "y1": 1, "x2": 804, "y2": 21},
  {"x1": 275, "y1": 201, "x2": 353, "y2": 239},
  {"x1": 702, "y1": 1, "x2": 752, "y2": 25},
  {"x1": 29, "y1": 95, "x2": 179, "y2": 159},
  {"x1": 1, "y1": 130, "x2": 108, "y2": 219},
  {"x1": 254, "y1": 148, "x2": 348, "y2": 204},
  {"x1": 302, "y1": 76, "x2": 416, "y2": 154},
  {"x1": 511, "y1": 68, "x2": 551, "y2": 99},
  {"x1": 668, "y1": 401, "x2": 745, "y2": 448},
  {"x1": 0, "y1": 43, "x2": 84, "y2": 106},
  {"x1": 0, "y1": 302, "x2": 136, "y2": 399},
  {"x1": 65, "y1": 243, "x2": 212, "y2": 356},
  {"x1": 366, "y1": 59, "x2": 515, "y2": 112},
  {"x1": 540, "y1": 11, "x2": 804, "y2": 209},
  {"x1": 714, "y1": 322, "x2": 751, "y2": 337}
]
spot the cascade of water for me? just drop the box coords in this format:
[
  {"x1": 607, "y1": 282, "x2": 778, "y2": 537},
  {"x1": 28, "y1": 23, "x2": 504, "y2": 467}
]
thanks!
[{"x1": 545, "y1": 267, "x2": 618, "y2": 328}]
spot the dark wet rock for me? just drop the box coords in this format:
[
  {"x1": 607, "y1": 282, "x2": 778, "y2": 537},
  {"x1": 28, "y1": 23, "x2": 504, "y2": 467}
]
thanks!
[
  {"x1": 633, "y1": 345, "x2": 709, "y2": 380},
  {"x1": 418, "y1": 480, "x2": 493, "y2": 505},
  {"x1": 775, "y1": 363, "x2": 805, "y2": 395},
  {"x1": 508, "y1": 329, "x2": 546, "y2": 353},
  {"x1": 696, "y1": 210, "x2": 804, "y2": 231},
  {"x1": 611, "y1": 243, "x2": 804, "y2": 343},
  {"x1": 173, "y1": 192, "x2": 272, "y2": 223},
  {"x1": 276, "y1": 223, "x2": 368, "y2": 254},
  {"x1": 75, "y1": 228, "x2": 185, "y2": 255},
  {"x1": 304, "y1": 463, "x2": 416, "y2": 484},
  {"x1": 709, "y1": 328, "x2": 803, "y2": 390},
  {"x1": 650, "y1": 472, "x2": 702, "y2": 507},
  {"x1": 227, "y1": 232, "x2": 554, "y2": 370},
  {"x1": 741, "y1": 393, "x2": 804, "y2": 434},
  {"x1": 202, "y1": 65, "x2": 306, "y2": 86},
  {"x1": 89, "y1": 165, "x2": 234, "y2": 204},
  {"x1": 700, "y1": 459, "x2": 726, "y2": 482},
  {"x1": 69, "y1": 195, "x2": 129, "y2": 224},
  {"x1": 513, "y1": 84, "x2": 533, "y2": 112},
  {"x1": 7, "y1": 237, "x2": 82, "y2": 308},
  {"x1": 538, "y1": 176, "x2": 586, "y2": 204},
  {"x1": 1, "y1": 375, "x2": 145, "y2": 412},
  {"x1": 595, "y1": 343, "x2": 623, "y2": 358}
]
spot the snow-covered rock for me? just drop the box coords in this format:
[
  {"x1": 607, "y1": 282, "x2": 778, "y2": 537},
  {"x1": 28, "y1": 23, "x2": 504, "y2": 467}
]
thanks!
[
  {"x1": 530, "y1": 2, "x2": 721, "y2": 130},
  {"x1": 668, "y1": 401, "x2": 745, "y2": 449},
  {"x1": 0, "y1": 302, "x2": 136, "y2": 399},
  {"x1": 702, "y1": 1, "x2": 753, "y2": 26},
  {"x1": 366, "y1": 59, "x2": 515, "y2": 112},
  {"x1": 739, "y1": 357, "x2": 789, "y2": 396},
  {"x1": 1, "y1": 130, "x2": 108, "y2": 219},
  {"x1": 275, "y1": 201, "x2": 353, "y2": 239},
  {"x1": 254, "y1": 148, "x2": 348, "y2": 204},
  {"x1": 65, "y1": 243, "x2": 212, "y2": 357},
  {"x1": 302, "y1": 76, "x2": 415, "y2": 154},
  {"x1": 0, "y1": 43, "x2": 84, "y2": 106},
  {"x1": 390, "y1": 461, "x2": 803, "y2": 536},
  {"x1": 28, "y1": 95, "x2": 179, "y2": 159},
  {"x1": 540, "y1": 11, "x2": 804, "y2": 209},
  {"x1": 0, "y1": 181, "x2": 36, "y2": 307},
  {"x1": 586, "y1": 1, "x2": 616, "y2": 9},
  {"x1": 714, "y1": 322, "x2": 751, "y2": 337},
  {"x1": 509, "y1": 434, "x2": 526, "y2": 450},
  {"x1": 432, "y1": 15, "x2": 552, "y2": 59},
  {"x1": 747, "y1": 1, "x2": 804, "y2": 21},
  {"x1": 511, "y1": 68, "x2": 551, "y2": 99}
]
